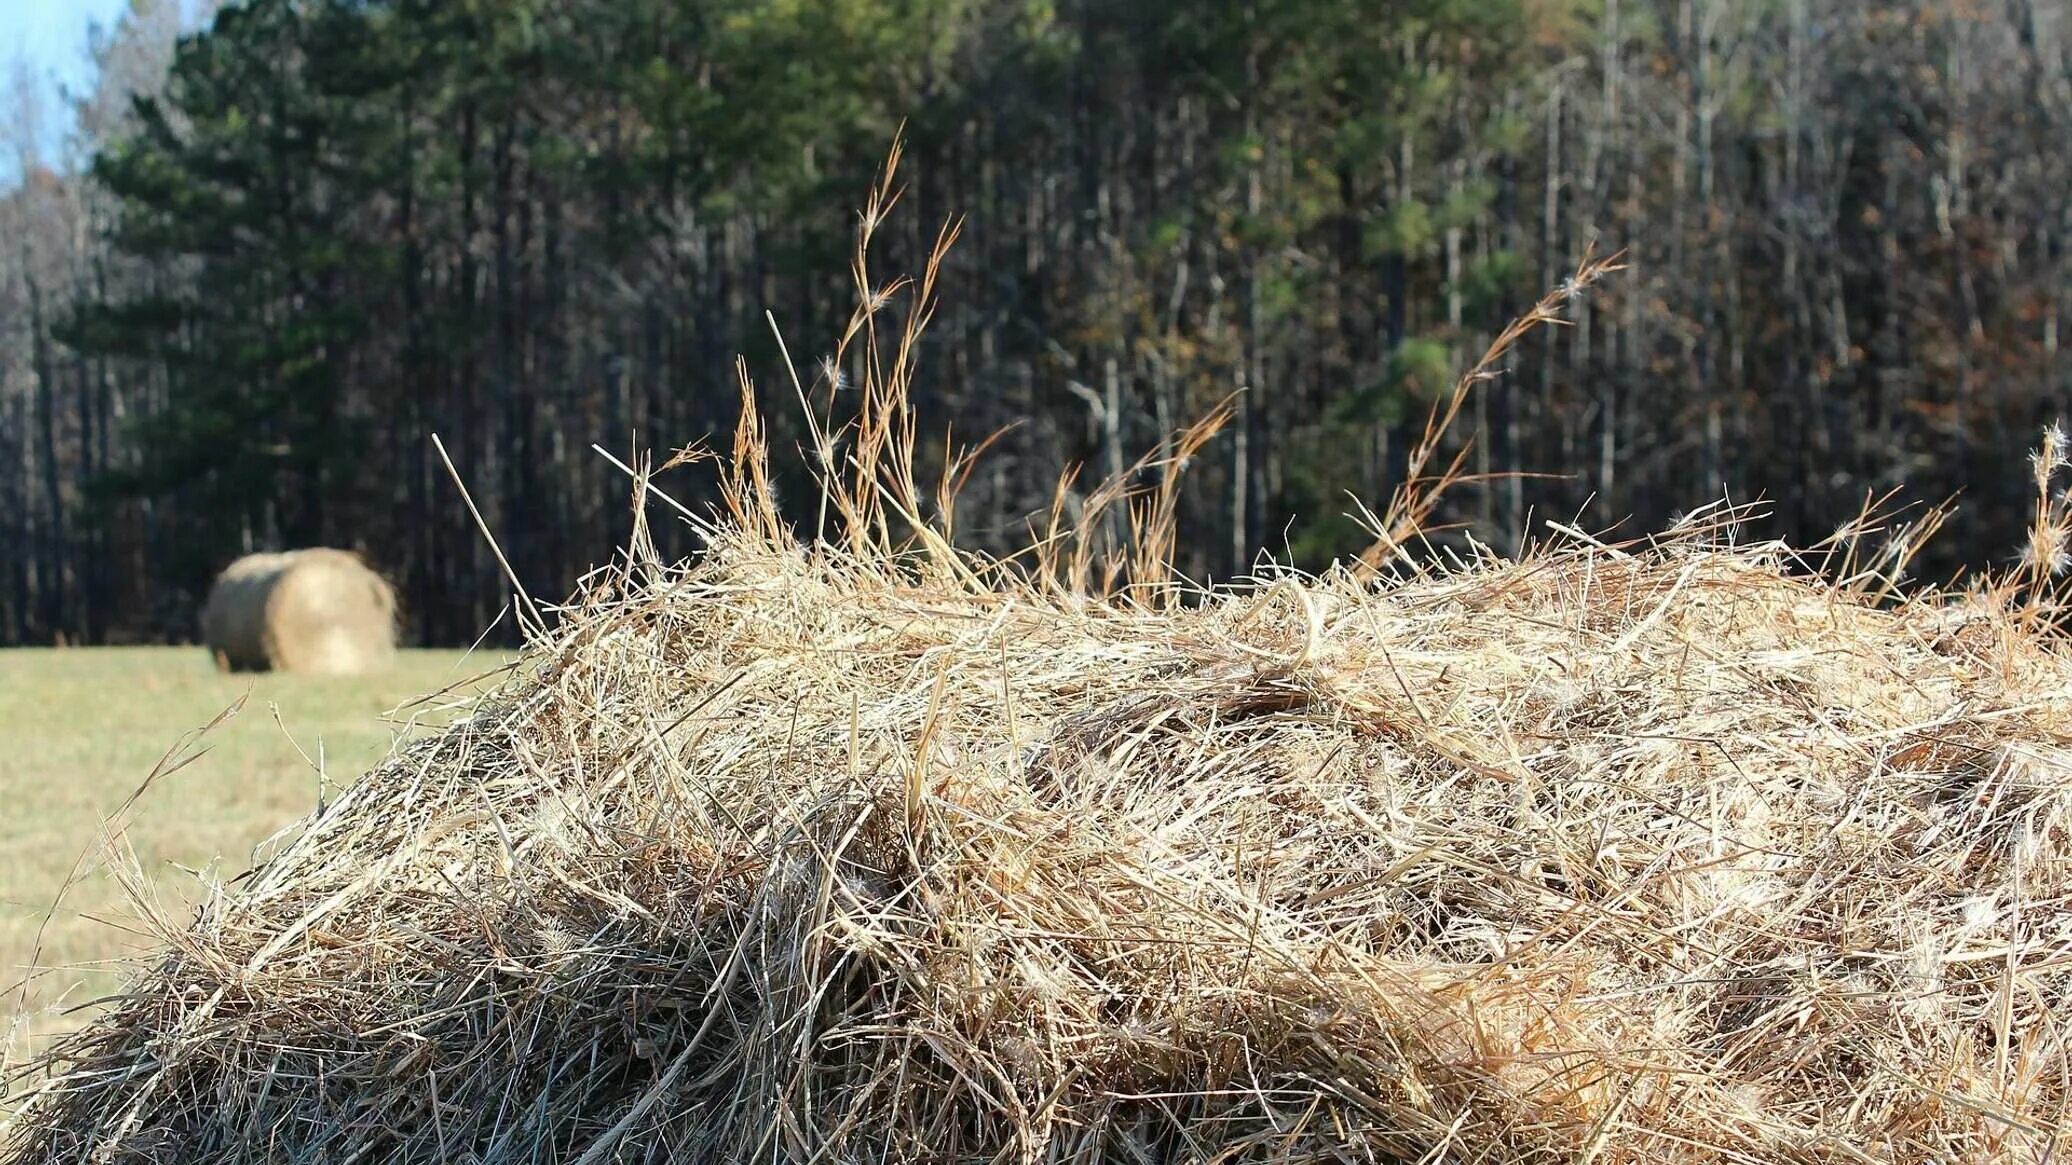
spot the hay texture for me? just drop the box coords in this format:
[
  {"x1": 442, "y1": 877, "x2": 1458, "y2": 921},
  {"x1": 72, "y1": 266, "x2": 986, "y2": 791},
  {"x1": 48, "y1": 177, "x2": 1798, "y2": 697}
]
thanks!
[
  {"x1": 15, "y1": 517, "x2": 2072, "y2": 1164},
  {"x1": 199, "y1": 549, "x2": 397, "y2": 675},
  {"x1": 12, "y1": 205, "x2": 2072, "y2": 1163}
]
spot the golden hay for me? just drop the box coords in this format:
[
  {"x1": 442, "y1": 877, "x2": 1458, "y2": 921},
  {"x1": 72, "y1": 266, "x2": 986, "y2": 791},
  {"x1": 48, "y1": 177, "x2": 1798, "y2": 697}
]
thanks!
[
  {"x1": 9, "y1": 168, "x2": 2072, "y2": 1163},
  {"x1": 198, "y1": 549, "x2": 397, "y2": 675},
  {"x1": 13, "y1": 519, "x2": 2072, "y2": 1163}
]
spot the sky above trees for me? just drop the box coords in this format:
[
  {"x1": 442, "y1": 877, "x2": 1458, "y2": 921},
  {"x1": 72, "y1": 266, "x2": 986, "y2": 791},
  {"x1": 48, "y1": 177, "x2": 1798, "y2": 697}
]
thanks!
[{"x1": 3, "y1": 0, "x2": 169, "y2": 182}]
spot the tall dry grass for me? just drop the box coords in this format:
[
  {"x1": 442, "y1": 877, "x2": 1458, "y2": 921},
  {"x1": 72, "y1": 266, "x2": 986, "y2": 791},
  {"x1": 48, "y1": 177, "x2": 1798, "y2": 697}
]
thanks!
[{"x1": 8, "y1": 139, "x2": 2072, "y2": 1165}]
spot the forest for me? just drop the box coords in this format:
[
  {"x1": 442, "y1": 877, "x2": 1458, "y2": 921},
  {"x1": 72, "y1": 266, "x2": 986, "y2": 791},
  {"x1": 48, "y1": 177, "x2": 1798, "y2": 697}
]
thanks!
[{"x1": 1, "y1": 0, "x2": 2067, "y2": 647}]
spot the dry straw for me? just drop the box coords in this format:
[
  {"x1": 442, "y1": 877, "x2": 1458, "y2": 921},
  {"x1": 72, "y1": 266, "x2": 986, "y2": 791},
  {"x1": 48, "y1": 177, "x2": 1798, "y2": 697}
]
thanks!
[
  {"x1": 9, "y1": 145, "x2": 2072, "y2": 1163},
  {"x1": 199, "y1": 548, "x2": 398, "y2": 675}
]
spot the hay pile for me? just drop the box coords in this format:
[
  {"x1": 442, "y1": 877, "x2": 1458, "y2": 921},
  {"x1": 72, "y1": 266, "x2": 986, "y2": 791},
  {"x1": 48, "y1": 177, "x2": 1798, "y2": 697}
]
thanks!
[
  {"x1": 11, "y1": 192, "x2": 2072, "y2": 1162},
  {"x1": 17, "y1": 511, "x2": 2072, "y2": 1163},
  {"x1": 199, "y1": 549, "x2": 397, "y2": 675}
]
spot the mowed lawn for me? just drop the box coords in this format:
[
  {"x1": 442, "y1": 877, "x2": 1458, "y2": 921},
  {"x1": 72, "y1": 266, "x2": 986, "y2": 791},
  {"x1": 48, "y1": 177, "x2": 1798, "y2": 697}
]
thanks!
[{"x1": 0, "y1": 646, "x2": 510, "y2": 1058}]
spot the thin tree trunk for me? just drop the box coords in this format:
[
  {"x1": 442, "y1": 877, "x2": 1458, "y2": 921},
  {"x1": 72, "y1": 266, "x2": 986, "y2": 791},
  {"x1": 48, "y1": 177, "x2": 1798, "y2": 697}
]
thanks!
[{"x1": 25, "y1": 256, "x2": 66, "y2": 640}]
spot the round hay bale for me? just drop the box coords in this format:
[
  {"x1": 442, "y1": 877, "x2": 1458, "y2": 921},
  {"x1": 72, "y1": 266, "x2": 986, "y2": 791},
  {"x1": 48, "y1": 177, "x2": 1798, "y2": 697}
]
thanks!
[{"x1": 198, "y1": 548, "x2": 397, "y2": 675}]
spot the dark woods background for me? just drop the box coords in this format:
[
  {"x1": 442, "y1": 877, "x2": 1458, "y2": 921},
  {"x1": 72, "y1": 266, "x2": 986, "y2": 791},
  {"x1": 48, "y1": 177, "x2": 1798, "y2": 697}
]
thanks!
[{"x1": 2, "y1": 0, "x2": 2068, "y2": 647}]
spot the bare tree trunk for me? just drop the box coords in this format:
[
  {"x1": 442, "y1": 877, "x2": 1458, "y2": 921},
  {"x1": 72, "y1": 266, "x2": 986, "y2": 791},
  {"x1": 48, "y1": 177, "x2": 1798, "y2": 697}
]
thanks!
[
  {"x1": 1232, "y1": 1, "x2": 1262, "y2": 578},
  {"x1": 25, "y1": 254, "x2": 66, "y2": 640},
  {"x1": 1695, "y1": 1, "x2": 1722, "y2": 497}
]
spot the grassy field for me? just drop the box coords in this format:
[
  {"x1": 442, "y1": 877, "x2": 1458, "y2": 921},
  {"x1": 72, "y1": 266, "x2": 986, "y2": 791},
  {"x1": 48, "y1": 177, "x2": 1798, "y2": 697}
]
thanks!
[{"x1": 0, "y1": 646, "x2": 510, "y2": 1061}]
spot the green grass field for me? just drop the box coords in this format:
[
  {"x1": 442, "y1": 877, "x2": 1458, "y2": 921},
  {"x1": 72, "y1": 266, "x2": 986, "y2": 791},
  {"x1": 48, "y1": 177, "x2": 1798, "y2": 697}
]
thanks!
[{"x1": 0, "y1": 646, "x2": 509, "y2": 1061}]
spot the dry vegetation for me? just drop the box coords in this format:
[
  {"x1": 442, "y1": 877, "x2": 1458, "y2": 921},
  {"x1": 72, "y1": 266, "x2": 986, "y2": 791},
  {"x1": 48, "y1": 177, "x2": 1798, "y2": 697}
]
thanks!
[{"x1": 8, "y1": 155, "x2": 2072, "y2": 1162}]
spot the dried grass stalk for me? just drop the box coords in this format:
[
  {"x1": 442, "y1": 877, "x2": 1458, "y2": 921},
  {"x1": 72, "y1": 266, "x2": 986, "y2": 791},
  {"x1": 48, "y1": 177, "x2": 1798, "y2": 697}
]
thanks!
[
  {"x1": 9, "y1": 149, "x2": 2072, "y2": 1164},
  {"x1": 199, "y1": 549, "x2": 397, "y2": 675}
]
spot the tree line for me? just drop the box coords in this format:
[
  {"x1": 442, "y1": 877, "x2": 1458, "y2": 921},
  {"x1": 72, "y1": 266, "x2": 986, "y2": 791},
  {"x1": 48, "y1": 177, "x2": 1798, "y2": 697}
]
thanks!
[{"x1": 2, "y1": 0, "x2": 2067, "y2": 647}]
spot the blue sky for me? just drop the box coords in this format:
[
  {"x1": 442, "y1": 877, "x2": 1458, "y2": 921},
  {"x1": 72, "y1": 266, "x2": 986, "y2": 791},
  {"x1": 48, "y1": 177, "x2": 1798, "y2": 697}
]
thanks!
[{"x1": 5, "y1": 0, "x2": 140, "y2": 169}]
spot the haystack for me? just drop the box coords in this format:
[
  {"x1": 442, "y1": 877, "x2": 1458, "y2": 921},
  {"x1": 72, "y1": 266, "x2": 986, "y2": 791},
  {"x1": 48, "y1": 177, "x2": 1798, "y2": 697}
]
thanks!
[
  {"x1": 199, "y1": 548, "x2": 397, "y2": 675},
  {"x1": 11, "y1": 173, "x2": 2072, "y2": 1164}
]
